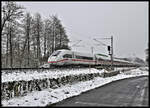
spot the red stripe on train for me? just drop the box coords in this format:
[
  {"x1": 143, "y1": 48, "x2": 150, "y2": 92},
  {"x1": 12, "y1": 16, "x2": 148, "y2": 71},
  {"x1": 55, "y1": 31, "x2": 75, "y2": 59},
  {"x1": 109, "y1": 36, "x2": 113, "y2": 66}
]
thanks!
[
  {"x1": 71, "y1": 59, "x2": 96, "y2": 62},
  {"x1": 48, "y1": 58, "x2": 96, "y2": 63}
]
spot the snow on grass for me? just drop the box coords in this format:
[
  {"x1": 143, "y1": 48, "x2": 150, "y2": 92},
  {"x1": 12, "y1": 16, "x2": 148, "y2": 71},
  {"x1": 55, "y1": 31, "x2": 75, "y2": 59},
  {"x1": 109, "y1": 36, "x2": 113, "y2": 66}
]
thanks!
[
  {"x1": 2, "y1": 68, "x2": 105, "y2": 83},
  {"x1": 2, "y1": 67, "x2": 148, "y2": 106}
]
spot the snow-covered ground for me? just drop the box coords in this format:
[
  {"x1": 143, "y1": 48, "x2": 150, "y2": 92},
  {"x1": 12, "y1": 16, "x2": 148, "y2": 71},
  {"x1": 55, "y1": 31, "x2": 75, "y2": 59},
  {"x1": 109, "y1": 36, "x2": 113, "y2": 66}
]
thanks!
[
  {"x1": 2, "y1": 67, "x2": 148, "y2": 106},
  {"x1": 2, "y1": 68, "x2": 105, "y2": 83}
]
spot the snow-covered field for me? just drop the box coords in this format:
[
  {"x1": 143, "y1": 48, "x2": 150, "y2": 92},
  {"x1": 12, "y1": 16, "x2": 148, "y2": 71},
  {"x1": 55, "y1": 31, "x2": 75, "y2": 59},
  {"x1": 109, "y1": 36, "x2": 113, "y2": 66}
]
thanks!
[{"x1": 2, "y1": 67, "x2": 149, "y2": 106}]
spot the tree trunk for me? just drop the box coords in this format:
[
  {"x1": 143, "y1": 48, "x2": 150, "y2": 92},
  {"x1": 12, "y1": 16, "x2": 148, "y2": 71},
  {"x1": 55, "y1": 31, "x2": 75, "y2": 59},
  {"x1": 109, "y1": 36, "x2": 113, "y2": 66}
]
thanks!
[
  {"x1": 27, "y1": 21, "x2": 30, "y2": 67},
  {"x1": 6, "y1": 32, "x2": 9, "y2": 67},
  {"x1": 9, "y1": 26, "x2": 13, "y2": 68},
  {"x1": 44, "y1": 32, "x2": 46, "y2": 57},
  {"x1": 59, "y1": 29, "x2": 62, "y2": 48}
]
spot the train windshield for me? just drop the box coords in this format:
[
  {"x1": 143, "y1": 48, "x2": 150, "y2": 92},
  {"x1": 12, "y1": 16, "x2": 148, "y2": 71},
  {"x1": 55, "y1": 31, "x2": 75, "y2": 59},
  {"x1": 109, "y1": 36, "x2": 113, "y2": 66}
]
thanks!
[{"x1": 51, "y1": 51, "x2": 61, "y2": 56}]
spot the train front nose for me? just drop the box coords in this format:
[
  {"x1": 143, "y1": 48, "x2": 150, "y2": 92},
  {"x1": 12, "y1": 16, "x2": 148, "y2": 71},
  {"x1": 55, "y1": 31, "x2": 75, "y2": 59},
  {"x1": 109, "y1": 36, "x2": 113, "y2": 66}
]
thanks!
[
  {"x1": 48, "y1": 50, "x2": 61, "y2": 66},
  {"x1": 48, "y1": 56, "x2": 57, "y2": 65}
]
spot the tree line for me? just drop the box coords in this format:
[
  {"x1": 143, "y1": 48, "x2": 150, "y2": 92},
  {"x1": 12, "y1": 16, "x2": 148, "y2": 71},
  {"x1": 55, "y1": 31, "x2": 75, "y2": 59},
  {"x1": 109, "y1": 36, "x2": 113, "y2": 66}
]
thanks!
[{"x1": 1, "y1": 2, "x2": 70, "y2": 68}]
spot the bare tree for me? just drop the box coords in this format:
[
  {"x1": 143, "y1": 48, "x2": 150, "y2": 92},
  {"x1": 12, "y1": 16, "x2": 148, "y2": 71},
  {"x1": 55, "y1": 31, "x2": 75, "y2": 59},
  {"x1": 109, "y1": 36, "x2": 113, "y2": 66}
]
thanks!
[
  {"x1": 1, "y1": 2, "x2": 71, "y2": 68},
  {"x1": 1, "y1": 2, "x2": 24, "y2": 68},
  {"x1": 7, "y1": 22, "x2": 19, "y2": 68},
  {"x1": 50, "y1": 15, "x2": 70, "y2": 51},
  {"x1": 21, "y1": 12, "x2": 32, "y2": 67},
  {"x1": 1, "y1": 1, "x2": 24, "y2": 35},
  {"x1": 31, "y1": 13, "x2": 43, "y2": 67},
  {"x1": 42, "y1": 19, "x2": 53, "y2": 61}
]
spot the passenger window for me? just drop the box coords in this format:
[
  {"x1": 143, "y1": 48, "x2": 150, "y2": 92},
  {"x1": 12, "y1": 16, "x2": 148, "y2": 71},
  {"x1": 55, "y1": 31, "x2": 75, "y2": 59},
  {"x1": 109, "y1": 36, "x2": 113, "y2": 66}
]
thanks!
[
  {"x1": 76, "y1": 55, "x2": 93, "y2": 60},
  {"x1": 63, "y1": 54, "x2": 72, "y2": 58}
]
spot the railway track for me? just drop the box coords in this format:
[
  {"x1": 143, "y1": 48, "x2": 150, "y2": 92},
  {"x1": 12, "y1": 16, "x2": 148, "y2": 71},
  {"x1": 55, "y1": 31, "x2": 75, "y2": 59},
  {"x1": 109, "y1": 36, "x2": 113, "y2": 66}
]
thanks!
[
  {"x1": 1, "y1": 64, "x2": 139, "y2": 74},
  {"x1": 1, "y1": 65, "x2": 92, "y2": 74},
  {"x1": 2, "y1": 63, "x2": 139, "y2": 70}
]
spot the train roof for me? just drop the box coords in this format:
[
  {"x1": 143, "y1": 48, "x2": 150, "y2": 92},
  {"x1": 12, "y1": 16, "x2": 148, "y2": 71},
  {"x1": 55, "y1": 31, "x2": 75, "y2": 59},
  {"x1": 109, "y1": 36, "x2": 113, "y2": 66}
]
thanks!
[
  {"x1": 56, "y1": 49, "x2": 71, "y2": 52},
  {"x1": 113, "y1": 58, "x2": 131, "y2": 63},
  {"x1": 73, "y1": 51, "x2": 93, "y2": 57},
  {"x1": 95, "y1": 53, "x2": 110, "y2": 60},
  {"x1": 55, "y1": 49, "x2": 94, "y2": 57},
  {"x1": 95, "y1": 54, "x2": 132, "y2": 63},
  {"x1": 96, "y1": 53, "x2": 108, "y2": 57}
]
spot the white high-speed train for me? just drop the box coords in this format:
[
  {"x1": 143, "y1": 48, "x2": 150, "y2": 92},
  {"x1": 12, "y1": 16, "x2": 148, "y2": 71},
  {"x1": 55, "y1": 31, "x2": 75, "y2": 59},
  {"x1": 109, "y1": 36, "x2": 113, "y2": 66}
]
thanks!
[{"x1": 47, "y1": 49, "x2": 136, "y2": 67}]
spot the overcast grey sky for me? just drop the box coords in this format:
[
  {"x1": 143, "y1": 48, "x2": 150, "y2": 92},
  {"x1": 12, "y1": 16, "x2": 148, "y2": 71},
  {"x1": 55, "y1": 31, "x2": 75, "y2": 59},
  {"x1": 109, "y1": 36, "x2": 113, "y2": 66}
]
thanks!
[{"x1": 17, "y1": 2, "x2": 148, "y2": 60}]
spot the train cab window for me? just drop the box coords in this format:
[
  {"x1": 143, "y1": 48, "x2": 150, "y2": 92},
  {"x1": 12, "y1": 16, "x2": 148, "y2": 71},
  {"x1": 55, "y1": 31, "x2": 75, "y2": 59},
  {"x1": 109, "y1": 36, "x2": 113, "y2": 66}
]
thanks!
[
  {"x1": 51, "y1": 51, "x2": 61, "y2": 56},
  {"x1": 63, "y1": 54, "x2": 72, "y2": 58}
]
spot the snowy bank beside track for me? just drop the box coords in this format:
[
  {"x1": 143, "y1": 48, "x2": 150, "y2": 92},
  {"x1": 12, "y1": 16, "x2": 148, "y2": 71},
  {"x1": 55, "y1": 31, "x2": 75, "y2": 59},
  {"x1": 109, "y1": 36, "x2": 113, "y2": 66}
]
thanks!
[
  {"x1": 2, "y1": 68, "x2": 103, "y2": 83},
  {"x1": 2, "y1": 67, "x2": 148, "y2": 106},
  {"x1": 1, "y1": 68, "x2": 105, "y2": 100}
]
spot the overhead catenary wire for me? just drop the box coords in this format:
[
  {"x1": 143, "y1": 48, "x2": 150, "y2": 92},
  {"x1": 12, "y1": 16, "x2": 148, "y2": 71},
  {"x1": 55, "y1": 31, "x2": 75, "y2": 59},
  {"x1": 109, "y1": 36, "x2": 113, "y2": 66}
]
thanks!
[{"x1": 65, "y1": 26, "x2": 109, "y2": 54}]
